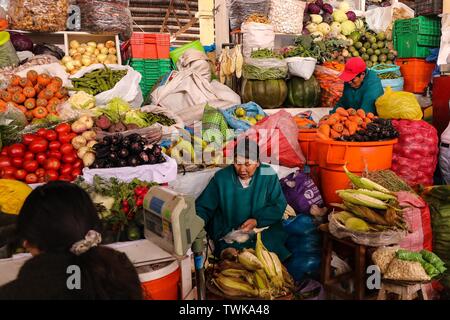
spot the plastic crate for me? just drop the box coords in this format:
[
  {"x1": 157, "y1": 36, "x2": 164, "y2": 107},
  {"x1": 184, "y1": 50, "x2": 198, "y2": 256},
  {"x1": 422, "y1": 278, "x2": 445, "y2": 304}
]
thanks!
[
  {"x1": 396, "y1": 58, "x2": 435, "y2": 93},
  {"x1": 130, "y1": 33, "x2": 170, "y2": 59},
  {"x1": 394, "y1": 16, "x2": 441, "y2": 58},
  {"x1": 128, "y1": 58, "x2": 172, "y2": 98},
  {"x1": 414, "y1": 0, "x2": 443, "y2": 16}
]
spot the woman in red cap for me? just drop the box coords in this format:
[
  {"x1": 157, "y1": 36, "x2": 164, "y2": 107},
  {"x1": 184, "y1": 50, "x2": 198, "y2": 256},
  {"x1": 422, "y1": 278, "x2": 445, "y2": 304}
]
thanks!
[{"x1": 332, "y1": 57, "x2": 384, "y2": 114}]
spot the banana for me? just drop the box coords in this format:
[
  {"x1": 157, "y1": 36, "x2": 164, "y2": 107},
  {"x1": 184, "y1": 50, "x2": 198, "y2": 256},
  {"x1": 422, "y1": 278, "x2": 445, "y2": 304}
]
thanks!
[
  {"x1": 238, "y1": 251, "x2": 263, "y2": 271},
  {"x1": 213, "y1": 275, "x2": 259, "y2": 298}
]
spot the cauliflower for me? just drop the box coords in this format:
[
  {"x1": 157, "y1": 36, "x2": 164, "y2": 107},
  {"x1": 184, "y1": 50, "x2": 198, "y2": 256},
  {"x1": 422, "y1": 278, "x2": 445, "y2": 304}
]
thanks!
[
  {"x1": 69, "y1": 91, "x2": 96, "y2": 110},
  {"x1": 330, "y1": 22, "x2": 342, "y2": 34},
  {"x1": 310, "y1": 14, "x2": 323, "y2": 24},
  {"x1": 318, "y1": 22, "x2": 331, "y2": 35},
  {"x1": 306, "y1": 23, "x2": 319, "y2": 33},
  {"x1": 341, "y1": 20, "x2": 356, "y2": 36},
  {"x1": 333, "y1": 9, "x2": 348, "y2": 23}
]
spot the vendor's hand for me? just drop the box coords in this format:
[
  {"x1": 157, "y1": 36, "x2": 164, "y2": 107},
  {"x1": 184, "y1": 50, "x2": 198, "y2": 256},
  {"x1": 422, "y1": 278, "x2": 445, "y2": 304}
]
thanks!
[{"x1": 240, "y1": 219, "x2": 257, "y2": 233}]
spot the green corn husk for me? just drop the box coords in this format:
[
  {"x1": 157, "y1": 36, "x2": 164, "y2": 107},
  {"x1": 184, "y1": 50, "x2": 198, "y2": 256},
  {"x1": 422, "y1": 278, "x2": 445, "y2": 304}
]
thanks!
[
  {"x1": 337, "y1": 191, "x2": 388, "y2": 210},
  {"x1": 344, "y1": 165, "x2": 391, "y2": 193}
]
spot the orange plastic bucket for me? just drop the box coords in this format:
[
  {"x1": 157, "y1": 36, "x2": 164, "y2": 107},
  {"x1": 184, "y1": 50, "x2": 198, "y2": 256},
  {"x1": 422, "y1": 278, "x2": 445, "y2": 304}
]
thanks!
[
  {"x1": 138, "y1": 260, "x2": 180, "y2": 300},
  {"x1": 315, "y1": 138, "x2": 397, "y2": 205},
  {"x1": 298, "y1": 128, "x2": 318, "y2": 165}
]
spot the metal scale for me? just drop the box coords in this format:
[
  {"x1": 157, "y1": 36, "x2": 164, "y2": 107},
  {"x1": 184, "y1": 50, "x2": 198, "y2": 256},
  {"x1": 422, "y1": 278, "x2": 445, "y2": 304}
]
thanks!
[{"x1": 142, "y1": 186, "x2": 207, "y2": 300}]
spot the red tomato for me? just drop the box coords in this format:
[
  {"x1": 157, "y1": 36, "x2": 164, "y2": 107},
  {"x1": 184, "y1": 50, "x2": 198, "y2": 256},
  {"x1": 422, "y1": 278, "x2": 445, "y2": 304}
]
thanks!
[
  {"x1": 55, "y1": 123, "x2": 71, "y2": 135},
  {"x1": 11, "y1": 157, "x2": 23, "y2": 169},
  {"x1": 72, "y1": 159, "x2": 83, "y2": 169},
  {"x1": 49, "y1": 141, "x2": 61, "y2": 151},
  {"x1": 36, "y1": 128, "x2": 47, "y2": 137},
  {"x1": 60, "y1": 164, "x2": 72, "y2": 176},
  {"x1": 72, "y1": 168, "x2": 82, "y2": 178},
  {"x1": 45, "y1": 130, "x2": 58, "y2": 141},
  {"x1": 22, "y1": 134, "x2": 37, "y2": 145},
  {"x1": 38, "y1": 176, "x2": 45, "y2": 183},
  {"x1": 59, "y1": 175, "x2": 72, "y2": 182},
  {"x1": 59, "y1": 132, "x2": 76, "y2": 144},
  {"x1": 35, "y1": 153, "x2": 47, "y2": 165},
  {"x1": 14, "y1": 169, "x2": 27, "y2": 181},
  {"x1": 44, "y1": 158, "x2": 61, "y2": 171},
  {"x1": 29, "y1": 138, "x2": 48, "y2": 153},
  {"x1": 0, "y1": 147, "x2": 8, "y2": 157},
  {"x1": 60, "y1": 143, "x2": 74, "y2": 155},
  {"x1": 0, "y1": 156, "x2": 11, "y2": 168},
  {"x1": 45, "y1": 169, "x2": 59, "y2": 181},
  {"x1": 8, "y1": 144, "x2": 26, "y2": 158},
  {"x1": 62, "y1": 154, "x2": 76, "y2": 164},
  {"x1": 1, "y1": 174, "x2": 15, "y2": 180},
  {"x1": 35, "y1": 168, "x2": 46, "y2": 178},
  {"x1": 25, "y1": 173, "x2": 38, "y2": 184},
  {"x1": 47, "y1": 150, "x2": 62, "y2": 160},
  {"x1": 23, "y1": 160, "x2": 39, "y2": 173},
  {"x1": 23, "y1": 152, "x2": 34, "y2": 161},
  {"x1": 1, "y1": 166, "x2": 16, "y2": 177}
]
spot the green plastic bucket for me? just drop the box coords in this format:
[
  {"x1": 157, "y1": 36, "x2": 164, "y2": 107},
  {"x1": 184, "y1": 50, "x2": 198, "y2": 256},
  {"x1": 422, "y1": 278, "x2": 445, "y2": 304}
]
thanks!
[{"x1": 169, "y1": 40, "x2": 205, "y2": 65}]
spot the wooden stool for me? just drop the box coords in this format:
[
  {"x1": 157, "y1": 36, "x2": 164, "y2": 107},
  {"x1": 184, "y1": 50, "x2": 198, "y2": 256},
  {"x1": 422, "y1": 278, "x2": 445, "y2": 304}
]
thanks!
[
  {"x1": 319, "y1": 224, "x2": 376, "y2": 300},
  {"x1": 377, "y1": 281, "x2": 429, "y2": 300}
]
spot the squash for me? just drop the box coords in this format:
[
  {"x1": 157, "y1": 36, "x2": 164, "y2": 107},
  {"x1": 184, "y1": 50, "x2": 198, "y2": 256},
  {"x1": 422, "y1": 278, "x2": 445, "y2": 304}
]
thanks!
[
  {"x1": 241, "y1": 78, "x2": 287, "y2": 109},
  {"x1": 286, "y1": 76, "x2": 321, "y2": 108},
  {"x1": 0, "y1": 179, "x2": 32, "y2": 215}
]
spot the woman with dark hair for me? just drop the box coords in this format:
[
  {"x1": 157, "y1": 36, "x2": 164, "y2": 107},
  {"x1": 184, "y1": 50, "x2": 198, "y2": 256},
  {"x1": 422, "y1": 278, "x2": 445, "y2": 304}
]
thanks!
[
  {"x1": 195, "y1": 137, "x2": 290, "y2": 261},
  {"x1": 0, "y1": 181, "x2": 143, "y2": 300}
]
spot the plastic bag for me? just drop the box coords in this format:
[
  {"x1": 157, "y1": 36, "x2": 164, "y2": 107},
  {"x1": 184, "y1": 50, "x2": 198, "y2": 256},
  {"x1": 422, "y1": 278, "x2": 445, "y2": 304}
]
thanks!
[
  {"x1": 82, "y1": 154, "x2": 177, "y2": 184},
  {"x1": 280, "y1": 170, "x2": 323, "y2": 214},
  {"x1": 313, "y1": 65, "x2": 344, "y2": 108},
  {"x1": 221, "y1": 102, "x2": 267, "y2": 133},
  {"x1": 440, "y1": 121, "x2": 450, "y2": 184},
  {"x1": 77, "y1": 0, "x2": 133, "y2": 40},
  {"x1": 397, "y1": 191, "x2": 433, "y2": 252},
  {"x1": 285, "y1": 57, "x2": 317, "y2": 80},
  {"x1": 176, "y1": 49, "x2": 212, "y2": 82},
  {"x1": 375, "y1": 87, "x2": 423, "y2": 120},
  {"x1": 391, "y1": 120, "x2": 439, "y2": 186},
  {"x1": 242, "y1": 110, "x2": 306, "y2": 167},
  {"x1": 140, "y1": 105, "x2": 184, "y2": 141},
  {"x1": 295, "y1": 279, "x2": 326, "y2": 300},
  {"x1": 241, "y1": 22, "x2": 275, "y2": 58},
  {"x1": 285, "y1": 252, "x2": 321, "y2": 282},
  {"x1": 365, "y1": 5, "x2": 393, "y2": 33},
  {"x1": 269, "y1": 0, "x2": 305, "y2": 34},
  {"x1": 328, "y1": 213, "x2": 407, "y2": 246},
  {"x1": 70, "y1": 64, "x2": 143, "y2": 108},
  {"x1": 202, "y1": 104, "x2": 229, "y2": 145},
  {"x1": 8, "y1": 0, "x2": 68, "y2": 32},
  {"x1": 226, "y1": 0, "x2": 270, "y2": 31},
  {"x1": 243, "y1": 57, "x2": 288, "y2": 80}
]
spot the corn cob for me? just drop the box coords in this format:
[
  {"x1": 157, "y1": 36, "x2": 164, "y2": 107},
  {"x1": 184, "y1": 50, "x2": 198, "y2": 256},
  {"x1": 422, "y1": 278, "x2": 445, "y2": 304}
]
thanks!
[
  {"x1": 335, "y1": 211, "x2": 356, "y2": 224},
  {"x1": 220, "y1": 268, "x2": 251, "y2": 279},
  {"x1": 343, "y1": 201, "x2": 389, "y2": 225},
  {"x1": 213, "y1": 275, "x2": 259, "y2": 298},
  {"x1": 256, "y1": 232, "x2": 276, "y2": 279},
  {"x1": 244, "y1": 248, "x2": 256, "y2": 255},
  {"x1": 337, "y1": 191, "x2": 388, "y2": 210},
  {"x1": 340, "y1": 188, "x2": 396, "y2": 201},
  {"x1": 344, "y1": 165, "x2": 390, "y2": 193},
  {"x1": 238, "y1": 251, "x2": 263, "y2": 271},
  {"x1": 220, "y1": 247, "x2": 238, "y2": 261},
  {"x1": 217, "y1": 259, "x2": 247, "y2": 271},
  {"x1": 269, "y1": 252, "x2": 285, "y2": 289},
  {"x1": 254, "y1": 269, "x2": 270, "y2": 290}
]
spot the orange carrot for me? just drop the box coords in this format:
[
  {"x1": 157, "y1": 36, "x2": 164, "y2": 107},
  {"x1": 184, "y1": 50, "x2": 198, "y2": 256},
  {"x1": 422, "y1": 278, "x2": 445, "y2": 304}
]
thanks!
[
  {"x1": 356, "y1": 109, "x2": 366, "y2": 119},
  {"x1": 348, "y1": 116, "x2": 363, "y2": 125},
  {"x1": 330, "y1": 129, "x2": 340, "y2": 139},
  {"x1": 336, "y1": 107, "x2": 349, "y2": 117},
  {"x1": 348, "y1": 122, "x2": 358, "y2": 135},
  {"x1": 347, "y1": 108, "x2": 357, "y2": 116},
  {"x1": 317, "y1": 131, "x2": 331, "y2": 140},
  {"x1": 344, "y1": 120, "x2": 352, "y2": 129},
  {"x1": 332, "y1": 123, "x2": 344, "y2": 133},
  {"x1": 364, "y1": 117, "x2": 372, "y2": 124},
  {"x1": 342, "y1": 129, "x2": 350, "y2": 136},
  {"x1": 366, "y1": 112, "x2": 375, "y2": 119}
]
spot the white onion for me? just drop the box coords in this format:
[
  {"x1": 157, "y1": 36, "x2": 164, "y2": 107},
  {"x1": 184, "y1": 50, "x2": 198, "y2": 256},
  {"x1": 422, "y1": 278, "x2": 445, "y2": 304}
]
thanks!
[
  {"x1": 70, "y1": 40, "x2": 80, "y2": 49},
  {"x1": 87, "y1": 41, "x2": 97, "y2": 48}
]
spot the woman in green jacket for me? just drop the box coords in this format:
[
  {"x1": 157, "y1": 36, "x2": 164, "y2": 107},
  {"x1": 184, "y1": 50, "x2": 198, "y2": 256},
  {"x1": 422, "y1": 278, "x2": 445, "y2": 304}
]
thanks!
[{"x1": 195, "y1": 138, "x2": 290, "y2": 261}]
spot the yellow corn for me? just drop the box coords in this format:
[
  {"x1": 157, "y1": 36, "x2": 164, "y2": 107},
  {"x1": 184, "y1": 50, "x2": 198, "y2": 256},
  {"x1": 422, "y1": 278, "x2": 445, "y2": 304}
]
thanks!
[
  {"x1": 344, "y1": 165, "x2": 391, "y2": 193},
  {"x1": 337, "y1": 191, "x2": 388, "y2": 210},
  {"x1": 238, "y1": 251, "x2": 263, "y2": 271},
  {"x1": 213, "y1": 275, "x2": 259, "y2": 298},
  {"x1": 341, "y1": 188, "x2": 396, "y2": 201}
]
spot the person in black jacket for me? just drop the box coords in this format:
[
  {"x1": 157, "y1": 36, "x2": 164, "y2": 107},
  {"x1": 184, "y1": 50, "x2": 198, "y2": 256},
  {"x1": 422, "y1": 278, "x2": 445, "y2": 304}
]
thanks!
[{"x1": 0, "y1": 181, "x2": 143, "y2": 300}]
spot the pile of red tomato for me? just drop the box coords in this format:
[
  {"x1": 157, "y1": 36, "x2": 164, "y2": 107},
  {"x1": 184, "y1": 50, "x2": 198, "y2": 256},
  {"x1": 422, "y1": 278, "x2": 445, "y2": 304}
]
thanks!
[{"x1": 0, "y1": 123, "x2": 84, "y2": 184}]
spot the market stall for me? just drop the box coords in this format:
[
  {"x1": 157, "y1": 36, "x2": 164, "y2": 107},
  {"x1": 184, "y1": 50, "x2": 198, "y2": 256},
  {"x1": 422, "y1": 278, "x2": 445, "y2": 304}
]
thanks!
[{"x1": 0, "y1": 0, "x2": 449, "y2": 301}]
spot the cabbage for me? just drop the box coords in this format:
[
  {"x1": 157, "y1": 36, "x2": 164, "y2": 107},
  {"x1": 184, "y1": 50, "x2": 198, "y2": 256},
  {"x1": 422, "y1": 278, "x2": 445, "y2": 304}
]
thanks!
[
  {"x1": 330, "y1": 22, "x2": 342, "y2": 34},
  {"x1": 341, "y1": 20, "x2": 356, "y2": 36},
  {"x1": 322, "y1": 3, "x2": 333, "y2": 14},
  {"x1": 339, "y1": 1, "x2": 351, "y2": 12},
  {"x1": 9, "y1": 32, "x2": 33, "y2": 51},
  {"x1": 317, "y1": 23, "x2": 331, "y2": 35},
  {"x1": 322, "y1": 13, "x2": 333, "y2": 24},
  {"x1": 355, "y1": 18, "x2": 365, "y2": 31},
  {"x1": 101, "y1": 97, "x2": 131, "y2": 123},
  {"x1": 308, "y1": 3, "x2": 321, "y2": 14},
  {"x1": 310, "y1": 14, "x2": 323, "y2": 24},
  {"x1": 333, "y1": 10, "x2": 348, "y2": 23},
  {"x1": 124, "y1": 110, "x2": 148, "y2": 128},
  {"x1": 306, "y1": 23, "x2": 319, "y2": 33},
  {"x1": 346, "y1": 11, "x2": 357, "y2": 22}
]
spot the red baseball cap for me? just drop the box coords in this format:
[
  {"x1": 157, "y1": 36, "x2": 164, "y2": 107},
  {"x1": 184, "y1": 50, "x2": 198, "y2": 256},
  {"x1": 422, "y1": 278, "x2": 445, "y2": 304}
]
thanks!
[{"x1": 339, "y1": 57, "x2": 367, "y2": 82}]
